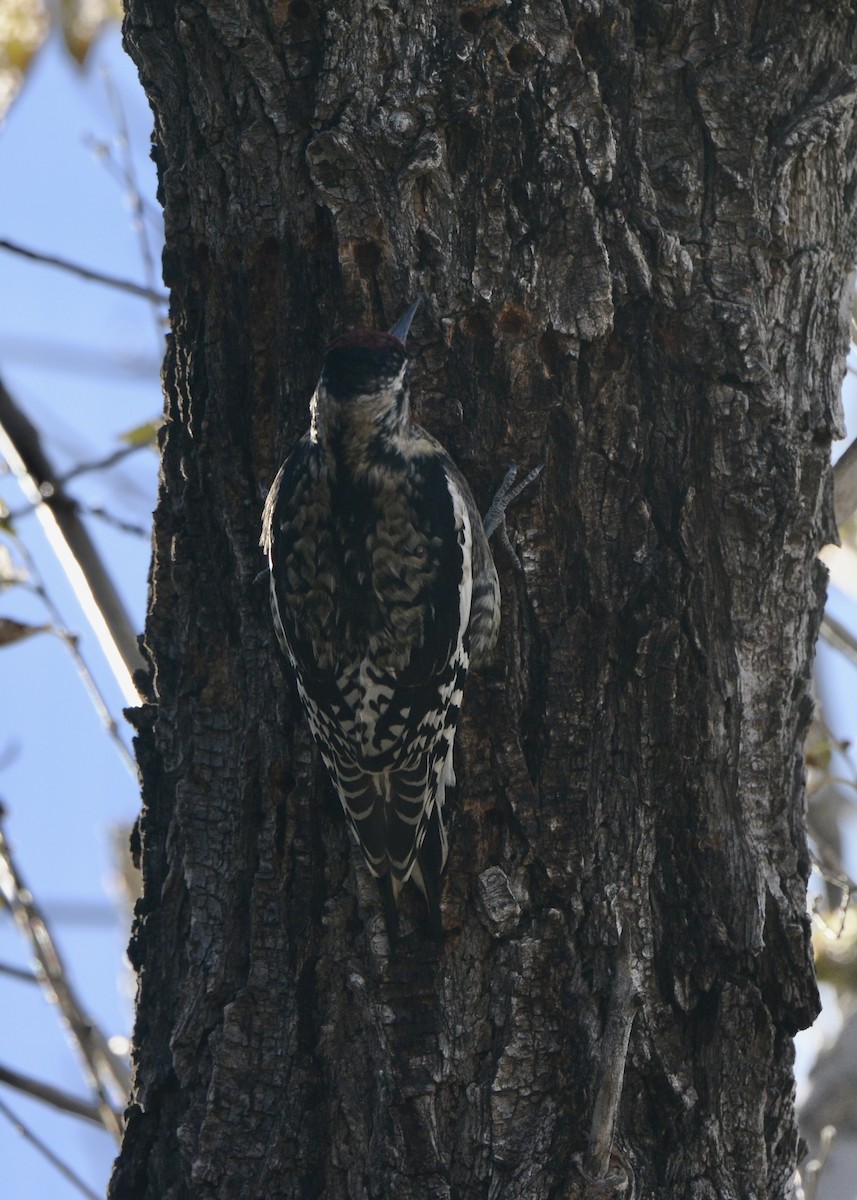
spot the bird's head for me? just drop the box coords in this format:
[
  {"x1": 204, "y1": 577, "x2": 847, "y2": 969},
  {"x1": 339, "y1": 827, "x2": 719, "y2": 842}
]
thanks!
[
  {"x1": 310, "y1": 301, "x2": 419, "y2": 450},
  {"x1": 320, "y1": 329, "x2": 409, "y2": 404}
]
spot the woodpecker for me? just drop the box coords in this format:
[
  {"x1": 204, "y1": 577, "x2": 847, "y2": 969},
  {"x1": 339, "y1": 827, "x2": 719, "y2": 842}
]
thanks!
[{"x1": 261, "y1": 300, "x2": 538, "y2": 944}]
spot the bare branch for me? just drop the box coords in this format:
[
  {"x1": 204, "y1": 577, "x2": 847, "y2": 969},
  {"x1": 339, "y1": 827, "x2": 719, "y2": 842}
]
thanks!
[
  {"x1": 0, "y1": 1062, "x2": 115, "y2": 1127},
  {"x1": 84, "y1": 134, "x2": 164, "y2": 229},
  {"x1": 78, "y1": 505, "x2": 150, "y2": 538},
  {"x1": 820, "y1": 612, "x2": 857, "y2": 670},
  {"x1": 0, "y1": 816, "x2": 130, "y2": 1138},
  {"x1": 8, "y1": 496, "x2": 151, "y2": 540},
  {"x1": 12, "y1": 538, "x2": 137, "y2": 775},
  {"x1": 802, "y1": 1125, "x2": 837, "y2": 1200},
  {"x1": 58, "y1": 439, "x2": 155, "y2": 486},
  {"x1": 0, "y1": 960, "x2": 38, "y2": 985},
  {"x1": 0, "y1": 1096, "x2": 103, "y2": 1200},
  {"x1": 101, "y1": 67, "x2": 165, "y2": 342},
  {"x1": 0, "y1": 237, "x2": 166, "y2": 303},
  {"x1": 0, "y1": 377, "x2": 145, "y2": 706},
  {"x1": 810, "y1": 841, "x2": 857, "y2": 909},
  {"x1": 833, "y1": 436, "x2": 857, "y2": 527}
]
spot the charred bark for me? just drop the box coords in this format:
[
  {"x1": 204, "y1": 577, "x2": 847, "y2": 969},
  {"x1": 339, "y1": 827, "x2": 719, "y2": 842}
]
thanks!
[{"x1": 113, "y1": 3, "x2": 857, "y2": 1198}]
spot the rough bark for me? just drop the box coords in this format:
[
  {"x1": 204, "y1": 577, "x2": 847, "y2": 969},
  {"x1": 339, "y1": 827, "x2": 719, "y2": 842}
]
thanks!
[{"x1": 113, "y1": 3, "x2": 857, "y2": 1198}]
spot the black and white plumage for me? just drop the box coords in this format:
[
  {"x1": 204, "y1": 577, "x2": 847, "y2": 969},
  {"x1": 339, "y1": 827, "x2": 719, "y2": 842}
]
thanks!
[{"x1": 261, "y1": 302, "x2": 517, "y2": 944}]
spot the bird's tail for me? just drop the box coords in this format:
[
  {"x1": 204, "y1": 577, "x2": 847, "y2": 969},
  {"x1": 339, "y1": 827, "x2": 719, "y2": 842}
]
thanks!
[
  {"x1": 333, "y1": 747, "x2": 453, "y2": 946},
  {"x1": 373, "y1": 803, "x2": 446, "y2": 947}
]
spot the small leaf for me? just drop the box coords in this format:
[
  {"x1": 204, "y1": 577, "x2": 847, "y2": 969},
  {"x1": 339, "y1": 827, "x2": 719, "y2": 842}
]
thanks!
[
  {"x1": 118, "y1": 418, "x2": 162, "y2": 448},
  {"x1": 0, "y1": 617, "x2": 50, "y2": 647}
]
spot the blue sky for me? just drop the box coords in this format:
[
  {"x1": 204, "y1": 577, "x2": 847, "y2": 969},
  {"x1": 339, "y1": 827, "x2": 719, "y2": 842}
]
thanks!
[{"x1": 0, "y1": 25, "x2": 160, "y2": 1199}]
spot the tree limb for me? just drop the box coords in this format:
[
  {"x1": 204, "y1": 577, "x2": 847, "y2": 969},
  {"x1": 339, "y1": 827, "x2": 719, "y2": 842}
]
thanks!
[
  {"x1": 0, "y1": 237, "x2": 166, "y2": 303},
  {"x1": 833, "y1": 436, "x2": 857, "y2": 527},
  {"x1": 0, "y1": 377, "x2": 145, "y2": 704},
  {"x1": 0, "y1": 1062, "x2": 115, "y2": 1127},
  {"x1": 0, "y1": 815, "x2": 130, "y2": 1138},
  {"x1": 820, "y1": 612, "x2": 857, "y2": 670},
  {"x1": 0, "y1": 1095, "x2": 102, "y2": 1200}
]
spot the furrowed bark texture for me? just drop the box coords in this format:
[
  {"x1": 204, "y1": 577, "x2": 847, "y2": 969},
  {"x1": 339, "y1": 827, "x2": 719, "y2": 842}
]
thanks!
[{"x1": 115, "y1": 3, "x2": 857, "y2": 1198}]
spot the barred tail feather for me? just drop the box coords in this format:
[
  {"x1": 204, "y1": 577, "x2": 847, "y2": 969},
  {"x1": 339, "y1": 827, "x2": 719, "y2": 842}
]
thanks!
[
  {"x1": 334, "y1": 758, "x2": 388, "y2": 874},
  {"x1": 328, "y1": 748, "x2": 453, "y2": 944}
]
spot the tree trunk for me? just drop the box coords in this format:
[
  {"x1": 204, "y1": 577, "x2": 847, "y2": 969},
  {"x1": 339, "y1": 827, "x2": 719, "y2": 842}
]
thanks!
[{"x1": 112, "y1": 4, "x2": 857, "y2": 1198}]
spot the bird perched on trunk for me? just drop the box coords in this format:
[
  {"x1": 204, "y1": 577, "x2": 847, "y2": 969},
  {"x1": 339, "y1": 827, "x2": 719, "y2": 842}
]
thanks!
[{"x1": 261, "y1": 300, "x2": 539, "y2": 945}]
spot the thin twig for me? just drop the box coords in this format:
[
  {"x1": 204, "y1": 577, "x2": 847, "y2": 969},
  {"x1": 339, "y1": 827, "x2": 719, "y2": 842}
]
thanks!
[
  {"x1": 0, "y1": 377, "x2": 145, "y2": 707},
  {"x1": 7, "y1": 432, "x2": 156, "y2": 528},
  {"x1": 82, "y1": 506, "x2": 150, "y2": 538},
  {"x1": 83, "y1": 134, "x2": 163, "y2": 228},
  {"x1": 101, "y1": 68, "x2": 165, "y2": 342},
  {"x1": 58, "y1": 439, "x2": 154, "y2": 486},
  {"x1": 833, "y1": 435, "x2": 857, "y2": 527},
  {"x1": 0, "y1": 960, "x2": 38, "y2": 985},
  {"x1": 0, "y1": 1096, "x2": 102, "y2": 1200},
  {"x1": 813, "y1": 708, "x2": 857, "y2": 795},
  {"x1": 811, "y1": 890, "x2": 851, "y2": 941},
  {"x1": 0, "y1": 238, "x2": 166, "y2": 302},
  {"x1": 0, "y1": 818, "x2": 130, "y2": 1139},
  {"x1": 0, "y1": 1062, "x2": 114, "y2": 1127},
  {"x1": 808, "y1": 772, "x2": 857, "y2": 797},
  {"x1": 9, "y1": 493, "x2": 152, "y2": 539},
  {"x1": 803, "y1": 1126, "x2": 837, "y2": 1200},
  {"x1": 820, "y1": 613, "x2": 857, "y2": 670},
  {"x1": 14, "y1": 547, "x2": 136, "y2": 775},
  {"x1": 810, "y1": 843, "x2": 856, "y2": 911}
]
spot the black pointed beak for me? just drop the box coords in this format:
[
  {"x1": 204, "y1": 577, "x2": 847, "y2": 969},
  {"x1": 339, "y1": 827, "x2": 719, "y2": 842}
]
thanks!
[{"x1": 388, "y1": 298, "x2": 420, "y2": 345}]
